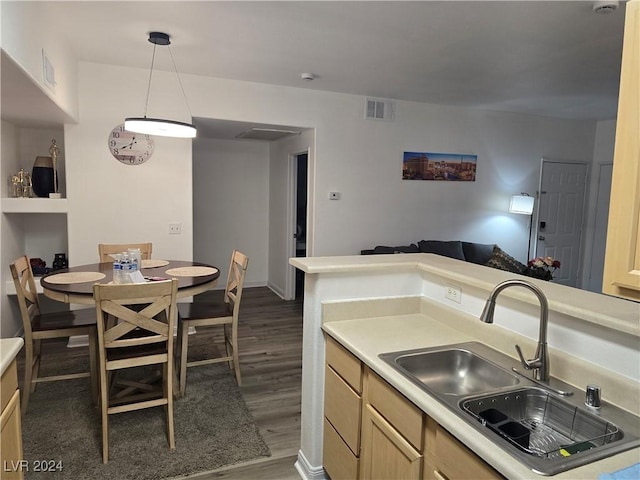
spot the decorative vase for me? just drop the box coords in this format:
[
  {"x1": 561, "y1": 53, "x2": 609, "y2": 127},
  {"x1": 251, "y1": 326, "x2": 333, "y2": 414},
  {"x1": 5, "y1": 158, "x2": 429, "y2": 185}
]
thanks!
[
  {"x1": 523, "y1": 267, "x2": 553, "y2": 281},
  {"x1": 31, "y1": 156, "x2": 56, "y2": 197}
]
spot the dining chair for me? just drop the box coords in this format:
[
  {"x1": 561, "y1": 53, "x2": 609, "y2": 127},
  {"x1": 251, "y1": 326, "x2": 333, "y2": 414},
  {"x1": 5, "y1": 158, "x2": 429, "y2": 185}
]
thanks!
[
  {"x1": 98, "y1": 242, "x2": 152, "y2": 262},
  {"x1": 9, "y1": 255, "x2": 98, "y2": 416},
  {"x1": 176, "y1": 250, "x2": 249, "y2": 395},
  {"x1": 92, "y1": 278, "x2": 178, "y2": 463}
]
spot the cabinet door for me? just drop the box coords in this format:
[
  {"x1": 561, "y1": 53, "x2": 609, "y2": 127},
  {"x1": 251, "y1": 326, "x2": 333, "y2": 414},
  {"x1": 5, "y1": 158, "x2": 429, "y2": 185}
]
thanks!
[
  {"x1": 603, "y1": 0, "x2": 640, "y2": 300},
  {"x1": 360, "y1": 404, "x2": 422, "y2": 480},
  {"x1": 0, "y1": 390, "x2": 24, "y2": 480}
]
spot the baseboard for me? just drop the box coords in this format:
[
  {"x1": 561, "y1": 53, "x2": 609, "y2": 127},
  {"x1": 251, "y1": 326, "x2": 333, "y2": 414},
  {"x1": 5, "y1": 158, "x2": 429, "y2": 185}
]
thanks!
[
  {"x1": 295, "y1": 450, "x2": 327, "y2": 480},
  {"x1": 267, "y1": 281, "x2": 286, "y2": 299}
]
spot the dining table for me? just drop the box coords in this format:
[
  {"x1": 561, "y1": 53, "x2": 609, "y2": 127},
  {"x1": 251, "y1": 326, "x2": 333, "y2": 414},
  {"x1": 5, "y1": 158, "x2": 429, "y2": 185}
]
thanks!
[{"x1": 40, "y1": 259, "x2": 220, "y2": 304}]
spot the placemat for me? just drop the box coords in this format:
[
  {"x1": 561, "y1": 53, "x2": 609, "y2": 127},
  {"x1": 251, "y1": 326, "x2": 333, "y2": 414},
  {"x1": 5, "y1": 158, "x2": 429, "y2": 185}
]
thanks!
[
  {"x1": 165, "y1": 266, "x2": 218, "y2": 277},
  {"x1": 45, "y1": 272, "x2": 106, "y2": 284},
  {"x1": 141, "y1": 259, "x2": 170, "y2": 269}
]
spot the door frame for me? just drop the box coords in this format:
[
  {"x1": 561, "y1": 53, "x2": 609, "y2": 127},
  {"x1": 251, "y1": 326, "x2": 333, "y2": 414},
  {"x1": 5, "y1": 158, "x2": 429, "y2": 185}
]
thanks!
[
  {"x1": 534, "y1": 157, "x2": 590, "y2": 285},
  {"x1": 285, "y1": 149, "x2": 311, "y2": 300}
]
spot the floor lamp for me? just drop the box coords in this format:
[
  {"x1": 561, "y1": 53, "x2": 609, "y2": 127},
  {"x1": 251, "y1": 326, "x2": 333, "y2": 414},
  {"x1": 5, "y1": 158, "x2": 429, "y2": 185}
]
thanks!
[{"x1": 509, "y1": 193, "x2": 535, "y2": 261}]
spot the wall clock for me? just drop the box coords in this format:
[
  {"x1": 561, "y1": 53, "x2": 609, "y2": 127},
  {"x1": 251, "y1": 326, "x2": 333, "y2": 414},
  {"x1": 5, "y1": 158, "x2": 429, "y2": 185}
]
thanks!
[{"x1": 108, "y1": 124, "x2": 154, "y2": 165}]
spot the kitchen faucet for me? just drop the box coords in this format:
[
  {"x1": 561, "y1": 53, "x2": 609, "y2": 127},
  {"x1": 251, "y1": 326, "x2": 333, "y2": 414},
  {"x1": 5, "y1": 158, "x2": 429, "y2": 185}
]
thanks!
[{"x1": 479, "y1": 279, "x2": 550, "y2": 382}]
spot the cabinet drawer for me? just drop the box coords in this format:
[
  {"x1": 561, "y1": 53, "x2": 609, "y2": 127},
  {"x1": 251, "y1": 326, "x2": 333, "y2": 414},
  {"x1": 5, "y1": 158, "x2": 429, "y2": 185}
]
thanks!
[
  {"x1": 325, "y1": 365, "x2": 361, "y2": 454},
  {"x1": 324, "y1": 418, "x2": 359, "y2": 480},
  {"x1": 366, "y1": 370, "x2": 423, "y2": 451},
  {"x1": 435, "y1": 425, "x2": 504, "y2": 480},
  {"x1": 1, "y1": 361, "x2": 18, "y2": 412},
  {"x1": 326, "y1": 336, "x2": 362, "y2": 394}
]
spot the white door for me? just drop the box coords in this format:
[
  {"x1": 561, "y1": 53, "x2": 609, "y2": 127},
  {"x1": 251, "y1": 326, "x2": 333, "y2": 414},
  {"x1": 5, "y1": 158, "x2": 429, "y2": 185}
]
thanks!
[{"x1": 535, "y1": 161, "x2": 588, "y2": 287}]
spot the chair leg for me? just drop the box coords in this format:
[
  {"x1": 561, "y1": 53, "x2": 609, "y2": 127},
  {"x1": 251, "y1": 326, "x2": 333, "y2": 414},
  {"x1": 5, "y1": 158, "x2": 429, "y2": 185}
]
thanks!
[
  {"x1": 165, "y1": 362, "x2": 175, "y2": 450},
  {"x1": 100, "y1": 367, "x2": 110, "y2": 463},
  {"x1": 178, "y1": 320, "x2": 189, "y2": 397},
  {"x1": 21, "y1": 341, "x2": 35, "y2": 416},
  {"x1": 228, "y1": 324, "x2": 241, "y2": 386},
  {"x1": 88, "y1": 330, "x2": 99, "y2": 406},
  {"x1": 31, "y1": 339, "x2": 42, "y2": 393}
]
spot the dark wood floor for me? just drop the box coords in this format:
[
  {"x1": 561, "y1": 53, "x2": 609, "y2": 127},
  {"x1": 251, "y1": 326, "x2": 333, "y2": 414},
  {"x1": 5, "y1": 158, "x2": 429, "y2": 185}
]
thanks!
[
  {"x1": 189, "y1": 286, "x2": 303, "y2": 479},
  {"x1": 16, "y1": 286, "x2": 303, "y2": 480}
]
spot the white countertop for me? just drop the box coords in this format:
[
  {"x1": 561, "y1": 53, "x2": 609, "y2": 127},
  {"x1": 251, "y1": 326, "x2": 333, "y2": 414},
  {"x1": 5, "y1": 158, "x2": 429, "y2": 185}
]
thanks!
[
  {"x1": 323, "y1": 313, "x2": 640, "y2": 480},
  {"x1": 291, "y1": 253, "x2": 640, "y2": 337},
  {"x1": 0, "y1": 338, "x2": 24, "y2": 375}
]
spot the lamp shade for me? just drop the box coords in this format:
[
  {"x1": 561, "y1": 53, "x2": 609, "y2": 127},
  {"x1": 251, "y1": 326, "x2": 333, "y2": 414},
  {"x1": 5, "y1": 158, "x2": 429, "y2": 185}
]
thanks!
[
  {"x1": 124, "y1": 117, "x2": 197, "y2": 138},
  {"x1": 509, "y1": 194, "x2": 534, "y2": 215}
]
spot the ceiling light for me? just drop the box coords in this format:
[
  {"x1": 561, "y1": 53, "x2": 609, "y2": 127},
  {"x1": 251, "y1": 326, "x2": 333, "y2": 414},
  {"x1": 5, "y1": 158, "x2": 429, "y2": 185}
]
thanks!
[
  {"x1": 301, "y1": 73, "x2": 315, "y2": 81},
  {"x1": 124, "y1": 32, "x2": 197, "y2": 138}
]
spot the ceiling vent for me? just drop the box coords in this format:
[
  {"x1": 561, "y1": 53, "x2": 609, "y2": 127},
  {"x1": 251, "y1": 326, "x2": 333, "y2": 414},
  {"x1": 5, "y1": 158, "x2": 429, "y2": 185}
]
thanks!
[
  {"x1": 236, "y1": 128, "x2": 300, "y2": 141},
  {"x1": 365, "y1": 97, "x2": 395, "y2": 121}
]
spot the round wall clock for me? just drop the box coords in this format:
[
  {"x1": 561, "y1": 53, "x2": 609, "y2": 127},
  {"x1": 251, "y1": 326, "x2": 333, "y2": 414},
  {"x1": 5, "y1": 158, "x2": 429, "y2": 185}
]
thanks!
[{"x1": 108, "y1": 124, "x2": 154, "y2": 165}]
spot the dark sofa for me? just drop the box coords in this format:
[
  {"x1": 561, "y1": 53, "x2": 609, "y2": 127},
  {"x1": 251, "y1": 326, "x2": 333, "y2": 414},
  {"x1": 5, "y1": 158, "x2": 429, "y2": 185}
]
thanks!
[{"x1": 361, "y1": 240, "x2": 527, "y2": 274}]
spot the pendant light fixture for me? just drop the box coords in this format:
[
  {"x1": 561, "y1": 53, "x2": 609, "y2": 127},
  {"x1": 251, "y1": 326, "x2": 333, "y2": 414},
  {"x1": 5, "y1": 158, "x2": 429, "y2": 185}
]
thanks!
[{"x1": 124, "y1": 32, "x2": 197, "y2": 138}]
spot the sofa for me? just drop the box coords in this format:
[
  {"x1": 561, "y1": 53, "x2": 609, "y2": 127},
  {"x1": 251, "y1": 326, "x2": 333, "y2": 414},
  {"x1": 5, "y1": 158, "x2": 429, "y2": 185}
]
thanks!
[{"x1": 361, "y1": 240, "x2": 527, "y2": 274}]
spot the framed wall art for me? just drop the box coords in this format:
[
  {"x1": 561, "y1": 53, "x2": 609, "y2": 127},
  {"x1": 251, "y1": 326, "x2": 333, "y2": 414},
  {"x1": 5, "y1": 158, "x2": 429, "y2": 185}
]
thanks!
[{"x1": 402, "y1": 151, "x2": 477, "y2": 181}]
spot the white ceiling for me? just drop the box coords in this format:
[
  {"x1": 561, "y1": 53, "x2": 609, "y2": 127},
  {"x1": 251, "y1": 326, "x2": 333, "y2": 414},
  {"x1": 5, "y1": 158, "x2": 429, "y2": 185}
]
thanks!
[{"x1": 4, "y1": 1, "x2": 627, "y2": 136}]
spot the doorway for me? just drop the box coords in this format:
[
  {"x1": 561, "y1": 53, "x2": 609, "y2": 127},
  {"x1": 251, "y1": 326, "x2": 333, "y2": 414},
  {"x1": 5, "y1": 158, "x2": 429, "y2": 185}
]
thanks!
[
  {"x1": 294, "y1": 153, "x2": 308, "y2": 299},
  {"x1": 534, "y1": 159, "x2": 588, "y2": 287}
]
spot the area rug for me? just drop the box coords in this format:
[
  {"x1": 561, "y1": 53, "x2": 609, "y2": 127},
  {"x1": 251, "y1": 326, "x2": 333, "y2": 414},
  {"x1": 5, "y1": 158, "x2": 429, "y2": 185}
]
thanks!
[{"x1": 20, "y1": 353, "x2": 270, "y2": 479}]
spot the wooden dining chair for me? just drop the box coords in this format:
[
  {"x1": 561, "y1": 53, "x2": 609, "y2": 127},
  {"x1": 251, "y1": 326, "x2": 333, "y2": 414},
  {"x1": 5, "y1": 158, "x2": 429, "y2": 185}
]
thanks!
[
  {"x1": 92, "y1": 279, "x2": 178, "y2": 463},
  {"x1": 9, "y1": 255, "x2": 98, "y2": 416},
  {"x1": 176, "y1": 250, "x2": 249, "y2": 396},
  {"x1": 98, "y1": 242, "x2": 153, "y2": 262}
]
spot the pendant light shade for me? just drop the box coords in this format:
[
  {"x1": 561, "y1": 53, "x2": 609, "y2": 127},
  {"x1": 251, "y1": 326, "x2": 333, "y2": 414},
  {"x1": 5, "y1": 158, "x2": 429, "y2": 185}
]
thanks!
[
  {"x1": 125, "y1": 32, "x2": 197, "y2": 139},
  {"x1": 124, "y1": 117, "x2": 196, "y2": 138}
]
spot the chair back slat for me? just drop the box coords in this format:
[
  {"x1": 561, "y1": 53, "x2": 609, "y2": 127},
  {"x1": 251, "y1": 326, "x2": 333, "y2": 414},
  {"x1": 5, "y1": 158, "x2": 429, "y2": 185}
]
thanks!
[
  {"x1": 10, "y1": 256, "x2": 42, "y2": 335},
  {"x1": 93, "y1": 280, "x2": 178, "y2": 352},
  {"x1": 224, "y1": 250, "x2": 249, "y2": 316},
  {"x1": 98, "y1": 243, "x2": 153, "y2": 263}
]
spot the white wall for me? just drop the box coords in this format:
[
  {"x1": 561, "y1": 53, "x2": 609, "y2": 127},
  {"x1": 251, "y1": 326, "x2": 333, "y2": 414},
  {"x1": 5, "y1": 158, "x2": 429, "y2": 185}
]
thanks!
[
  {"x1": 582, "y1": 119, "x2": 616, "y2": 291},
  {"x1": 268, "y1": 130, "x2": 314, "y2": 297},
  {"x1": 0, "y1": 1, "x2": 78, "y2": 119},
  {"x1": 64, "y1": 62, "x2": 194, "y2": 265},
  {"x1": 192, "y1": 138, "x2": 270, "y2": 287},
  {"x1": 179, "y1": 71, "x2": 597, "y2": 263}
]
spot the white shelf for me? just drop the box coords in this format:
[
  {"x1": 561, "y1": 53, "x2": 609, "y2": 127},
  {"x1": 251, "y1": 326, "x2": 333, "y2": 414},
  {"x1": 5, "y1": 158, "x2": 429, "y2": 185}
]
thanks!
[{"x1": 1, "y1": 197, "x2": 68, "y2": 213}]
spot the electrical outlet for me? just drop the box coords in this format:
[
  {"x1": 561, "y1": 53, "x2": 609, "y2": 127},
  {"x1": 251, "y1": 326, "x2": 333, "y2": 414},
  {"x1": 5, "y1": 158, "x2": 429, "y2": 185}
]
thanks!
[
  {"x1": 169, "y1": 223, "x2": 182, "y2": 235},
  {"x1": 445, "y1": 284, "x2": 461, "y2": 303}
]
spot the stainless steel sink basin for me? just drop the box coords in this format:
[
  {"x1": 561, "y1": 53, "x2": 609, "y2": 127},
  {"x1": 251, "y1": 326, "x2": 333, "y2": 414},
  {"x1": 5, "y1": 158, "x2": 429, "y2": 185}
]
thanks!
[
  {"x1": 383, "y1": 345, "x2": 520, "y2": 396},
  {"x1": 379, "y1": 342, "x2": 640, "y2": 475}
]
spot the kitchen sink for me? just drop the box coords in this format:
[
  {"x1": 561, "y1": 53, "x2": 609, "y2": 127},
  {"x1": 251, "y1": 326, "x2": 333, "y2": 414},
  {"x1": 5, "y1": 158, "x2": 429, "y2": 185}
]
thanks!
[
  {"x1": 380, "y1": 342, "x2": 640, "y2": 475},
  {"x1": 381, "y1": 345, "x2": 520, "y2": 396}
]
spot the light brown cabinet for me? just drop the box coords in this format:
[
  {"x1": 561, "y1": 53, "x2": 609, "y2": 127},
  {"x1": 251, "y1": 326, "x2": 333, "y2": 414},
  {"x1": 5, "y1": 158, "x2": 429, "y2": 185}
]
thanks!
[
  {"x1": 323, "y1": 335, "x2": 502, "y2": 480},
  {"x1": 323, "y1": 336, "x2": 363, "y2": 480},
  {"x1": 603, "y1": 0, "x2": 640, "y2": 301},
  {"x1": 0, "y1": 359, "x2": 24, "y2": 480}
]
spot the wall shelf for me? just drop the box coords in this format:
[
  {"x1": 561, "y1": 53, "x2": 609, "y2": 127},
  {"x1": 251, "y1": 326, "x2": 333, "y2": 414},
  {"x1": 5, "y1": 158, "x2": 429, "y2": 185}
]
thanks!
[{"x1": 1, "y1": 197, "x2": 68, "y2": 213}]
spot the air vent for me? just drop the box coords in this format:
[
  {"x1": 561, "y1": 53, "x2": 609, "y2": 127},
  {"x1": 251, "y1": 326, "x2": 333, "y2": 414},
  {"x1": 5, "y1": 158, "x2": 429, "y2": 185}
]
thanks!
[
  {"x1": 365, "y1": 98, "x2": 395, "y2": 121},
  {"x1": 236, "y1": 128, "x2": 300, "y2": 141}
]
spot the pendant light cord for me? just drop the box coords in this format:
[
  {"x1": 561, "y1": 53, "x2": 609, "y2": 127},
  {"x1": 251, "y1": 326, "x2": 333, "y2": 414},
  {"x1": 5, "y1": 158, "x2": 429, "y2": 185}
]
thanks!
[
  {"x1": 168, "y1": 46, "x2": 193, "y2": 120},
  {"x1": 143, "y1": 43, "x2": 158, "y2": 118},
  {"x1": 143, "y1": 43, "x2": 193, "y2": 120}
]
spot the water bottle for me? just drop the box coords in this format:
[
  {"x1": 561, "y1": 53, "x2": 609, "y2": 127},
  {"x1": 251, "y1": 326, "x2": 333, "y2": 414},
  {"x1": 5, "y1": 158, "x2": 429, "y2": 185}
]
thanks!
[
  {"x1": 121, "y1": 252, "x2": 132, "y2": 283},
  {"x1": 113, "y1": 254, "x2": 123, "y2": 284},
  {"x1": 128, "y1": 248, "x2": 141, "y2": 273}
]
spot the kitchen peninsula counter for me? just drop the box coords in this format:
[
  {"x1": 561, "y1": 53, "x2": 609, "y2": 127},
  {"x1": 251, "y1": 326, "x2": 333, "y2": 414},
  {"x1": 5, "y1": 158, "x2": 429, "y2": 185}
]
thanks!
[{"x1": 290, "y1": 253, "x2": 640, "y2": 480}]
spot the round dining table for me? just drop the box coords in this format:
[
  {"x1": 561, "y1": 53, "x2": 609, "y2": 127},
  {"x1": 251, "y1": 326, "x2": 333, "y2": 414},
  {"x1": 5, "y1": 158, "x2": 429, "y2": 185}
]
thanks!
[{"x1": 40, "y1": 259, "x2": 220, "y2": 305}]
